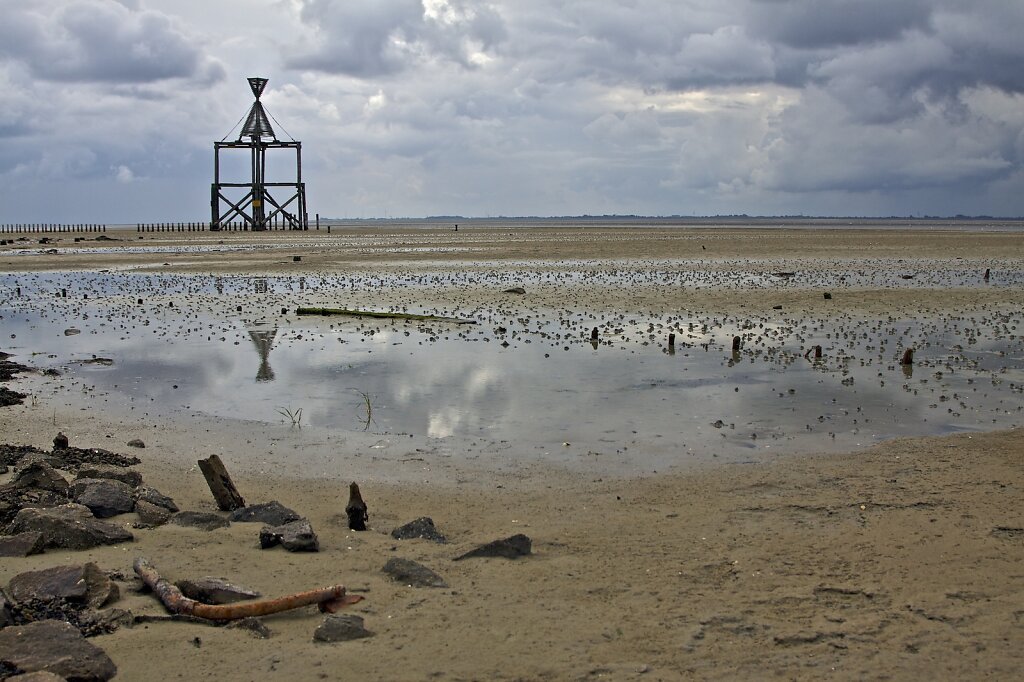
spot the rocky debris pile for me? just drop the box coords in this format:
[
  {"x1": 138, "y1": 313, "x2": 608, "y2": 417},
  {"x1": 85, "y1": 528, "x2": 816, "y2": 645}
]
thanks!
[{"x1": 0, "y1": 434, "x2": 167, "y2": 538}]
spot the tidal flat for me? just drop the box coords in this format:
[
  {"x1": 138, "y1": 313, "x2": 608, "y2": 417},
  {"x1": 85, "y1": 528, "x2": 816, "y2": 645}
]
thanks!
[{"x1": 1, "y1": 221, "x2": 1023, "y2": 680}]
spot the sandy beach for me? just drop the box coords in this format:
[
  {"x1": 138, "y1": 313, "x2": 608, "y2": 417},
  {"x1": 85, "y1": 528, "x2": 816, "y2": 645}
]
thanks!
[{"x1": 2, "y1": 223, "x2": 1023, "y2": 680}]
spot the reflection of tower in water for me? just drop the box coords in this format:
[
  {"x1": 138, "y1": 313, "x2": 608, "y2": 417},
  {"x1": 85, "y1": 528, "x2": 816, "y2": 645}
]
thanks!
[{"x1": 248, "y1": 325, "x2": 278, "y2": 382}]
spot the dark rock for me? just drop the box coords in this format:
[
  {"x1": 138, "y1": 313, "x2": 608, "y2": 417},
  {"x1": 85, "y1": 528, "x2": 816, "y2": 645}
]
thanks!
[
  {"x1": 171, "y1": 511, "x2": 229, "y2": 531},
  {"x1": 0, "y1": 587, "x2": 11, "y2": 628},
  {"x1": 75, "y1": 464, "x2": 142, "y2": 487},
  {"x1": 390, "y1": 517, "x2": 448, "y2": 543},
  {"x1": 67, "y1": 479, "x2": 135, "y2": 518},
  {"x1": 0, "y1": 531, "x2": 46, "y2": 557},
  {"x1": 6, "y1": 461, "x2": 68, "y2": 493},
  {"x1": 126, "y1": 439, "x2": 145, "y2": 449},
  {"x1": 133, "y1": 500, "x2": 171, "y2": 526},
  {"x1": 259, "y1": 519, "x2": 319, "y2": 552},
  {"x1": 134, "y1": 486, "x2": 178, "y2": 513},
  {"x1": 53, "y1": 432, "x2": 69, "y2": 450},
  {"x1": 8, "y1": 563, "x2": 119, "y2": 610},
  {"x1": 382, "y1": 558, "x2": 448, "y2": 588},
  {"x1": 0, "y1": 386, "x2": 27, "y2": 407},
  {"x1": 0, "y1": 619, "x2": 117, "y2": 680},
  {"x1": 175, "y1": 577, "x2": 261, "y2": 604},
  {"x1": 229, "y1": 501, "x2": 301, "y2": 526},
  {"x1": 503, "y1": 287, "x2": 526, "y2": 295},
  {"x1": 313, "y1": 614, "x2": 374, "y2": 642},
  {"x1": 6, "y1": 504, "x2": 134, "y2": 550},
  {"x1": 453, "y1": 533, "x2": 532, "y2": 561}
]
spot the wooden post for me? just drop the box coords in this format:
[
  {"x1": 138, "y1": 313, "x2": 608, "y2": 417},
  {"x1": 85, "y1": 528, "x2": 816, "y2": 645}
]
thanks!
[
  {"x1": 346, "y1": 482, "x2": 368, "y2": 531},
  {"x1": 197, "y1": 454, "x2": 246, "y2": 510}
]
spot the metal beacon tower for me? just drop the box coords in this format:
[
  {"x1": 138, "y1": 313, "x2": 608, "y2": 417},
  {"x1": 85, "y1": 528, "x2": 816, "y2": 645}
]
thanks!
[{"x1": 211, "y1": 77, "x2": 308, "y2": 231}]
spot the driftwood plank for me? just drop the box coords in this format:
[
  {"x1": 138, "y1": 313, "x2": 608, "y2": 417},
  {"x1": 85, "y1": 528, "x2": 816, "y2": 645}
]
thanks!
[{"x1": 197, "y1": 454, "x2": 246, "y2": 511}]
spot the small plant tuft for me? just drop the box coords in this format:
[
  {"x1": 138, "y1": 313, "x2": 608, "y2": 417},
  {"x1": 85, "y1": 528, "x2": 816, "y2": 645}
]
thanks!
[{"x1": 277, "y1": 406, "x2": 303, "y2": 427}]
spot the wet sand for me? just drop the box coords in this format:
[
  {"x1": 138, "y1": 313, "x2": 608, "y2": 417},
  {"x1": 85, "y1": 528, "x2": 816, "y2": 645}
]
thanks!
[{"x1": 2, "y1": 224, "x2": 1023, "y2": 680}]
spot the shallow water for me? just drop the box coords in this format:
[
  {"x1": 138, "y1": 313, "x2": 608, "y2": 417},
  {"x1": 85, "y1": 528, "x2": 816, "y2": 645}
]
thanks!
[{"x1": 2, "y1": 271, "x2": 1023, "y2": 472}]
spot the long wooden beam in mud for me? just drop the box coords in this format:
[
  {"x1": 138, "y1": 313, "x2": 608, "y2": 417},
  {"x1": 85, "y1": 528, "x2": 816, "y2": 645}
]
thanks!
[{"x1": 295, "y1": 307, "x2": 478, "y2": 324}]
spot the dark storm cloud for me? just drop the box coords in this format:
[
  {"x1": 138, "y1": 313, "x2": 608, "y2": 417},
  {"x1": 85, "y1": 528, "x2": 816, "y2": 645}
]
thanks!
[
  {"x1": 746, "y1": 0, "x2": 932, "y2": 49},
  {"x1": 0, "y1": 0, "x2": 224, "y2": 84}
]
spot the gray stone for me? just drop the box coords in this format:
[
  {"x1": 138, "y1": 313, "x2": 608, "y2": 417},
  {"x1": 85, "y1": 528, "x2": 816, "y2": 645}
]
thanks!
[
  {"x1": 75, "y1": 464, "x2": 142, "y2": 487},
  {"x1": 0, "y1": 619, "x2": 117, "y2": 681},
  {"x1": 313, "y1": 614, "x2": 374, "y2": 642},
  {"x1": 390, "y1": 516, "x2": 448, "y2": 543},
  {"x1": 259, "y1": 519, "x2": 319, "y2": 552},
  {"x1": 133, "y1": 500, "x2": 171, "y2": 526},
  {"x1": 171, "y1": 511, "x2": 229, "y2": 531},
  {"x1": 6, "y1": 461, "x2": 68, "y2": 493},
  {"x1": 229, "y1": 501, "x2": 301, "y2": 526},
  {"x1": 6, "y1": 504, "x2": 134, "y2": 550},
  {"x1": 7, "y1": 563, "x2": 119, "y2": 609},
  {"x1": 134, "y1": 485, "x2": 178, "y2": 513},
  {"x1": 67, "y1": 478, "x2": 135, "y2": 518},
  {"x1": 382, "y1": 558, "x2": 448, "y2": 588},
  {"x1": 453, "y1": 533, "x2": 532, "y2": 561},
  {"x1": 175, "y1": 577, "x2": 261, "y2": 604},
  {"x1": 126, "y1": 439, "x2": 145, "y2": 448},
  {"x1": 0, "y1": 531, "x2": 46, "y2": 557}
]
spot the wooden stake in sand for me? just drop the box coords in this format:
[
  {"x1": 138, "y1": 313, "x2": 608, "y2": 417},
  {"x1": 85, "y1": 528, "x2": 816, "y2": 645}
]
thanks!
[
  {"x1": 133, "y1": 557, "x2": 362, "y2": 621},
  {"x1": 197, "y1": 454, "x2": 246, "y2": 511},
  {"x1": 346, "y1": 482, "x2": 369, "y2": 531}
]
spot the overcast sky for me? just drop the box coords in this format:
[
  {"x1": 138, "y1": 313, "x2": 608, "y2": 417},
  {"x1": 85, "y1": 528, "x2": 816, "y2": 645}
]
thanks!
[{"x1": 1, "y1": 0, "x2": 1022, "y2": 222}]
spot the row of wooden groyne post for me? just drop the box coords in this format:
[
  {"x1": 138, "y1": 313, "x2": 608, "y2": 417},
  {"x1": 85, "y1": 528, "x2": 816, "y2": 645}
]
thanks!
[{"x1": 0, "y1": 224, "x2": 106, "y2": 233}]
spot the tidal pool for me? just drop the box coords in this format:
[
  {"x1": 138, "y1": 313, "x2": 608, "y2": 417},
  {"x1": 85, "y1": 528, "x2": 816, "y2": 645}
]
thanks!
[{"x1": 2, "y1": 271, "x2": 1023, "y2": 472}]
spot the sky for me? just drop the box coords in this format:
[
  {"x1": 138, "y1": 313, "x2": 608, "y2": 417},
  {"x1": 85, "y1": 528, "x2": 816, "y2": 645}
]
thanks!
[{"x1": 1, "y1": 0, "x2": 1023, "y2": 222}]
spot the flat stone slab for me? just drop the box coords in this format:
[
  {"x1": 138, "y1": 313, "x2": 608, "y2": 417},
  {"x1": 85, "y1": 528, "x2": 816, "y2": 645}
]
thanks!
[
  {"x1": 0, "y1": 531, "x2": 46, "y2": 557},
  {"x1": 0, "y1": 619, "x2": 117, "y2": 681},
  {"x1": 134, "y1": 485, "x2": 178, "y2": 513},
  {"x1": 391, "y1": 517, "x2": 448, "y2": 543},
  {"x1": 171, "y1": 511, "x2": 230, "y2": 531},
  {"x1": 259, "y1": 519, "x2": 319, "y2": 552},
  {"x1": 453, "y1": 533, "x2": 532, "y2": 561},
  {"x1": 229, "y1": 501, "x2": 301, "y2": 526},
  {"x1": 382, "y1": 558, "x2": 448, "y2": 588},
  {"x1": 7, "y1": 562, "x2": 119, "y2": 609},
  {"x1": 313, "y1": 614, "x2": 374, "y2": 642},
  {"x1": 75, "y1": 464, "x2": 143, "y2": 487},
  {"x1": 175, "y1": 577, "x2": 261, "y2": 604},
  {"x1": 6, "y1": 504, "x2": 134, "y2": 550}
]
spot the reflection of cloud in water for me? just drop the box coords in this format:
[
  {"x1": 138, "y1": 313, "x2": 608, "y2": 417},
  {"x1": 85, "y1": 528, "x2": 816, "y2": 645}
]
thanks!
[{"x1": 3, "y1": 272, "x2": 1023, "y2": 468}]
